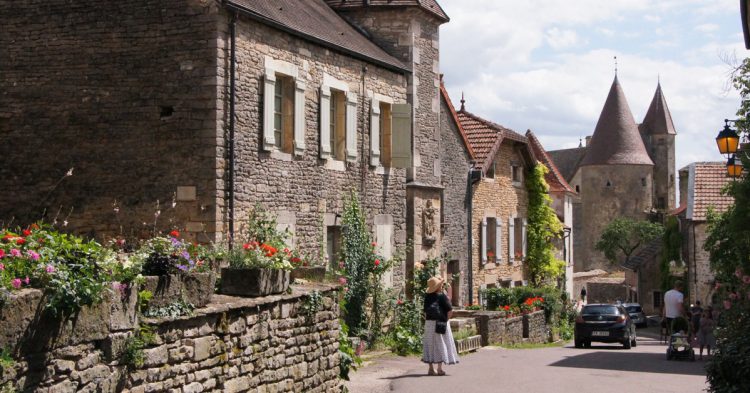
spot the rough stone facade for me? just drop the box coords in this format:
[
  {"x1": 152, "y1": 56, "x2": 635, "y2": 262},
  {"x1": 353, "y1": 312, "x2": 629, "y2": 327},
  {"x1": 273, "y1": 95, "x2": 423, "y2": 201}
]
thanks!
[
  {"x1": 0, "y1": 0, "x2": 222, "y2": 240},
  {"x1": 454, "y1": 310, "x2": 546, "y2": 346},
  {"x1": 684, "y1": 221, "x2": 716, "y2": 306},
  {"x1": 470, "y1": 143, "x2": 530, "y2": 299},
  {"x1": 577, "y1": 165, "x2": 653, "y2": 270},
  {"x1": 0, "y1": 284, "x2": 340, "y2": 393},
  {"x1": 438, "y1": 94, "x2": 472, "y2": 306},
  {"x1": 223, "y1": 10, "x2": 409, "y2": 286}
]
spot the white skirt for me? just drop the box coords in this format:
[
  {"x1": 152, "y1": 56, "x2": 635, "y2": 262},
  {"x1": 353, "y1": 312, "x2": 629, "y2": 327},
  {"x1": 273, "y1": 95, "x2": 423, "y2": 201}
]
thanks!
[{"x1": 422, "y1": 320, "x2": 460, "y2": 365}]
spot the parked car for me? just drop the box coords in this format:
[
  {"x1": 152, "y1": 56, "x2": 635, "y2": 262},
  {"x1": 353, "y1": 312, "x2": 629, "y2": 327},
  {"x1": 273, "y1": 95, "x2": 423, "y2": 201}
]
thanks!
[
  {"x1": 574, "y1": 304, "x2": 637, "y2": 349},
  {"x1": 623, "y1": 303, "x2": 647, "y2": 328}
]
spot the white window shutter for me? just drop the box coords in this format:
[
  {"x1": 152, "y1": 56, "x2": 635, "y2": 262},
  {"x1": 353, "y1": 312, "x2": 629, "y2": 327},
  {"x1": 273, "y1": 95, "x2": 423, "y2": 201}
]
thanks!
[
  {"x1": 510, "y1": 281, "x2": 515, "y2": 288},
  {"x1": 345, "y1": 92, "x2": 358, "y2": 162},
  {"x1": 262, "y1": 71, "x2": 276, "y2": 151},
  {"x1": 390, "y1": 103, "x2": 412, "y2": 168},
  {"x1": 370, "y1": 98, "x2": 381, "y2": 167},
  {"x1": 495, "y1": 219, "x2": 503, "y2": 263},
  {"x1": 319, "y1": 86, "x2": 331, "y2": 159},
  {"x1": 522, "y1": 218, "x2": 528, "y2": 258},
  {"x1": 522, "y1": 280, "x2": 528, "y2": 287},
  {"x1": 293, "y1": 80, "x2": 306, "y2": 156},
  {"x1": 508, "y1": 217, "x2": 515, "y2": 262},
  {"x1": 481, "y1": 217, "x2": 487, "y2": 263}
]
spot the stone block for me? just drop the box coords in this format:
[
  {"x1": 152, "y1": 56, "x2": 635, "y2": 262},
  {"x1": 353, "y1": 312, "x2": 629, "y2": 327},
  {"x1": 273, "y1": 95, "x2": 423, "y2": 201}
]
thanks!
[
  {"x1": 109, "y1": 284, "x2": 138, "y2": 331},
  {"x1": 219, "y1": 268, "x2": 290, "y2": 297},
  {"x1": 223, "y1": 376, "x2": 249, "y2": 393},
  {"x1": 193, "y1": 336, "x2": 213, "y2": 361},
  {"x1": 141, "y1": 273, "x2": 215, "y2": 309},
  {"x1": 183, "y1": 382, "x2": 203, "y2": 393},
  {"x1": 142, "y1": 346, "x2": 169, "y2": 367}
]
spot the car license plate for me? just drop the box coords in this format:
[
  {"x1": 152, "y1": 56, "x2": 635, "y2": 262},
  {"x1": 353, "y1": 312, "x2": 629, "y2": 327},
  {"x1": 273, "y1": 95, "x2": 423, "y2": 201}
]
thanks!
[{"x1": 592, "y1": 331, "x2": 609, "y2": 337}]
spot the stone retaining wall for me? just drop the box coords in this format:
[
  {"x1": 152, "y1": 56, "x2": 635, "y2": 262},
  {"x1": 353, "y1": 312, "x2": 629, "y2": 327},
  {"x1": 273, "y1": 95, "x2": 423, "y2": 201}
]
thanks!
[
  {"x1": 523, "y1": 310, "x2": 547, "y2": 343},
  {"x1": 455, "y1": 310, "x2": 547, "y2": 346},
  {"x1": 0, "y1": 284, "x2": 340, "y2": 392}
]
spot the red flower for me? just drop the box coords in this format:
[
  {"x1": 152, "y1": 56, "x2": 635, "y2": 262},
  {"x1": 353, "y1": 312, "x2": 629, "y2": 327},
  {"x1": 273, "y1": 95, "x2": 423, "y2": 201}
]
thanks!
[
  {"x1": 243, "y1": 243, "x2": 251, "y2": 250},
  {"x1": 30, "y1": 223, "x2": 40, "y2": 230},
  {"x1": 16, "y1": 238, "x2": 26, "y2": 245},
  {"x1": 22, "y1": 229, "x2": 31, "y2": 236},
  {"x1": 374, "y1": 259, "x2": 380, "y2": 266},
  {"x1": 2, "y1": 234, "x2": 14, "y2": 242},
  {"x1": 397, "y1": 299, "x2": 404, "y2": 305},
  {"x1": 291, "y1": 257, "x2": 302, "y2": 264},
  {"x1": 0, "y1": 249, "x2": 4, "y2": 258},
  {"x1": 169, "y1": 230, "x2": 180, "y2": 238},
  {"x1": 371, "y1": 242, "x2": 377, "y2": 247}
]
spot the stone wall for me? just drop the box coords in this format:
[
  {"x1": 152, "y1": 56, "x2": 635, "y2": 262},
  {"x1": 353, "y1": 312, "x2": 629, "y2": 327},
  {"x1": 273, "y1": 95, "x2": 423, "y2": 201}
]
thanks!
[
  {"x1": 587, "y1": 282, "x2": 629, "y2": 304},
  {"x1": 577, "y1": 164, "x2": 653, "y2": 271},
  {"x1": 470, "y1": 143, "x2": 530, "y2": 297},
  {"x1": 0, "y1": 0, "x2": 222, "y2": 241},
  {"x1": 686, "y1": 221, "x2": 716, "y2": 306},
  {"x1": 462, "y1": 310, "x2": 546, "y2": 346},
  {"x1": 0, "y1": 284, "x2": 340, "y2": 392},
  {"x1": 523, "y1": 310, "x2": 547, "y2": 343},
  {"x1": 222, "y1": 10, "x2": 409, "y2": 287},
  {"x1": 439, "y1": 93, "x2": 472, "y2": 306}
]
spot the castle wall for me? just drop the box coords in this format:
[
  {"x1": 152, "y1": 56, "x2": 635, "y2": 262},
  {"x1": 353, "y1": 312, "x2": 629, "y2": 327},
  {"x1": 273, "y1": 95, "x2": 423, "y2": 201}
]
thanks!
[
  {"x1": 578, "y1": 165, "x2": 653, "y2": 271},
  {"x1": 646, "y1": 134, "x2": 676, "y2": 211}
]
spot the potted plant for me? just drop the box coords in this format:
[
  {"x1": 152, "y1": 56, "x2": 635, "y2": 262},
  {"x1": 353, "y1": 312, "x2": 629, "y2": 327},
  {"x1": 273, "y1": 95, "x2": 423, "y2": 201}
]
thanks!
[
  {"x1": 132, "y1": 231, "x2": 214, "y2": 309},
  {"x1": 219, "y1": 207, "x2": 293, "y2": 297},
  {"x1": 453, "y1": 327, "x2": 482, "y2": 354}
]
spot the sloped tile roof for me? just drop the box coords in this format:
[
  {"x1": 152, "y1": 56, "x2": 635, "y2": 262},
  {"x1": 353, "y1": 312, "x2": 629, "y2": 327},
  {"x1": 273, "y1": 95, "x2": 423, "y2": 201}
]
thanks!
[
  {"x1": 686, "y1": 162, "x2": 735, "y2": 221},
  {"x1": 526, "y1": 130, "x2": 576, "y2": 194},
  {"x1": 622, "y1": 240, "x2": 661, "y2": 271},
  {"x1": 440, "y1": 82, "x2": 475, "y2": 160},
  {"x1": 580, "y1": 76, "x2": 654, "y2": 166},
  {"x1": 456, "y1": 109, "x2": 530, "y2": 173},
  {"x1": 547, "y1": 147, "x2": 587, "y2": 183},
  {"x1": 323, "y1": 0, "x2": 449, "y2": 22},
  {"x1": 227, "y1": 0, "x2": 408, "y2": 72},
  {"x1": 640, "y1": 82, "x2": 676, "y2": 135}
]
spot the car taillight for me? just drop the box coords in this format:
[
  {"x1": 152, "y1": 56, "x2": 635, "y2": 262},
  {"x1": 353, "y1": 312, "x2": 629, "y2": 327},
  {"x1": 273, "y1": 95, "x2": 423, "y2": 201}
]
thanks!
[{"x1": 576, "y1": 315, "x2": 584, "y2": 323}]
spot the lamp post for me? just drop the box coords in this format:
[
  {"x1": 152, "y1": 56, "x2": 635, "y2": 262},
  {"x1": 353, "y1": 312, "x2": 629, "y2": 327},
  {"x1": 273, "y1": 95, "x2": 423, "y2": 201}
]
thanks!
[{"x1": 715, "y1": 119, "x2": 745, "y2": 178}]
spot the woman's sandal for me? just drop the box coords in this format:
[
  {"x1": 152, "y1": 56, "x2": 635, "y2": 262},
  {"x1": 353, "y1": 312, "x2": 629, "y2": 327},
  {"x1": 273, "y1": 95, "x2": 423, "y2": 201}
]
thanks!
[
  {"x1": 428, "y1": 369, "x2": 436, "y2": 376},
  {"x1": 437, "y1": 370, "x2": 446, "y2": 376}
]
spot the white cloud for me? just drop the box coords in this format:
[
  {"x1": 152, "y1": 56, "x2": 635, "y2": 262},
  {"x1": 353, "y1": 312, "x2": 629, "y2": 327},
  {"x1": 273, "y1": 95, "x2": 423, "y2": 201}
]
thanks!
[
  {"x1": 644, "y1": 14, "x2": 662, "y2": 23},
  {"x1": 545, "y1": 28, "x2": 582, "y2": 50},
  {"x1": 695, "y1": 23, "x2": 720, "y2": 33}
]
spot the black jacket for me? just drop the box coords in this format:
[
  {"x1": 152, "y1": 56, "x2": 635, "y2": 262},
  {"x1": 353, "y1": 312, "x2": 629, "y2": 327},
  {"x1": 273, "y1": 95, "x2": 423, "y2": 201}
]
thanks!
[{"x1": 424, "y1": 292, "x2": 452, "y2": 322}]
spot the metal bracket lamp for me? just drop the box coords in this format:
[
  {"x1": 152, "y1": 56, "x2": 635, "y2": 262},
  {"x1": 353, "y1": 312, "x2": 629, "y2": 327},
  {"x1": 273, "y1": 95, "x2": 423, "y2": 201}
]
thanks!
[{"x1": 716, "y1": 119, "x2": 746, "y2": 178}]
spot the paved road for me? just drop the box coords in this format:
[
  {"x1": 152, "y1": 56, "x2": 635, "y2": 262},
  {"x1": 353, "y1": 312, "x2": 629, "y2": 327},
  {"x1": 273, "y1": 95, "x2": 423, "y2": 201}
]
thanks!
[{"x1": 346, "y1": 332, "x2": 708, "y2": 393}]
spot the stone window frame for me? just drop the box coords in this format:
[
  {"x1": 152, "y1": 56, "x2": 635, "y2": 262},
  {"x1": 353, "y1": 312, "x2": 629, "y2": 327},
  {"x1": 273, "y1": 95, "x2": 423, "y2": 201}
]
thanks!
[
  {"x1": 262, "y1": 56, "x2": 306, "y2": 157},
  {"x1": 320, "y1": 73, "x2": 357, "y2": 168},
  {"x1": 480, "y1": 216, "x2": 503, "y2": 264},
  {"x1": 508, "y1": 215, "x2": 527, "y2": 263},
  {"x1": 369, "y1": 92, "x2": 412, "y2": 171},
  {"x1": 510, "y1": 161, "x2": 523, "y2": 187}
]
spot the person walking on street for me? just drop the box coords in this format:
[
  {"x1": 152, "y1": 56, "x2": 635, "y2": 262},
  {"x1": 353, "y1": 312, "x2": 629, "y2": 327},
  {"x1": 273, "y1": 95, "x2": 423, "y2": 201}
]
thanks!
[
  {"x1": 663, "y1": 281, "x2": 685, "y2": 336},
  {"x1": 580, "y1": 287, "x2": 587, "y2": 304},
  {"x1": 697, "y1": 309, "x2": 716, "y2": 360},
  {"x1": 422, "y1": 276, "x2": 459, "y2": 376},
  {"x1": 690, "y1": 301, "x2": 703, "y2": 341}
]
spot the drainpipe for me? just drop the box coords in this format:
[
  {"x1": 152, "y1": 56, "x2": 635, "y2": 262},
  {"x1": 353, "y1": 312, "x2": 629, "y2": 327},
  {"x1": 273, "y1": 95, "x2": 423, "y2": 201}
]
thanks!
[
  {"x1": 228, "y1": 11, "x2": 237, "y2": 248},
  {"x1": 466, "y1": 165, "x2": 481, "y2": 304}
]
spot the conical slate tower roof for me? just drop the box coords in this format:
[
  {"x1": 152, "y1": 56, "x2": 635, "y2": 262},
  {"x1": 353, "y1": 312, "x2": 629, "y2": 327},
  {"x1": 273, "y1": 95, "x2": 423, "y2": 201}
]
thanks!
[
  {"x1": 580, "y1": 76, "x2": 654, "y2": 166},
  {"x1": 641, "y1": 82, "x2": 676, "y2": 135}
]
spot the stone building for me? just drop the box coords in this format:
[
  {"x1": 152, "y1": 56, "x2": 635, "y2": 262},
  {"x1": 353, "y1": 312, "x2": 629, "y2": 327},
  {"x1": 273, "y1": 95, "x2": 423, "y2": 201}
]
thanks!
[
  {"x1": 526, "y1": 130, "x2": 577, "y2": 300},
  {"x1": 548, "y1": 77, "x2": 677, "y2": 272},
  {"x1": 449, "y1": 96, "x2": 536, "y2": 302},
  {"x1": 1, "y1": 0, "x2": 454, "y2": 292},
  {"x1": 676, "y1": 162, "x2": 734, "y2": 306}
]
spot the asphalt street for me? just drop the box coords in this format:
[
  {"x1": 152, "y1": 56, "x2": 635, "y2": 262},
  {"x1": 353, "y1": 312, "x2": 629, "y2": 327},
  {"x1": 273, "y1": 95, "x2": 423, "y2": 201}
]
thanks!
[{"x1": 346, "y1": 331, "x2": 708, "y2": 393}]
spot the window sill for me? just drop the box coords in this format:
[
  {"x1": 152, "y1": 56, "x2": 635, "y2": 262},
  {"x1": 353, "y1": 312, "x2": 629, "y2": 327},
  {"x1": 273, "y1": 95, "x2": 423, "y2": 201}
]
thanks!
[
  {"x1": 325, "y1": 159, "x2": 346, "y2": 172},
  {"x1": 483, "y1": 178, "x2": 495, "y2": 183},
  {"x1": 512, "y1": 181, "x2": 522, "y2": 187},
  {"x1": 374, "y1": 165, "x2": 393, "y2": 175},
  {"x1": 270, "y1": 150, "x2": 294, "y2": 162}
]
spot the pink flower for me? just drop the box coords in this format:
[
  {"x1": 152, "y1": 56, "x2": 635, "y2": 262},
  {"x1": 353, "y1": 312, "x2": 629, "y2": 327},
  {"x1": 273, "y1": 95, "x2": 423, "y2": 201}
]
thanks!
[
  {"x1": 724, "y1": 300, "x2": 732, "y2": 310},
  {"x1": 338, "y1": 261, "x2": 344, "y2": 269},
  {"x1": 715, "y1": 282, "x2": 722, "y2": 290},
  {"x1": 0, "y1": 263, "x2": 4, "y2": 271},
  {"x1": 10, "y1": 249, "x2": 21, "y2": 257},
  {"x1": 11, "y1": 279, "x2": 21, "y2": 289},
  {"x1": 46, "y1": 265, "x2": 55, "y2": 273},
  {"x1": 730, "y1": 292, "x2": 739, "y2": 300},
  {"x1": 27, "y1": 251, "x2": 40, "y2": 261},
  {"x1": 371, "y1": 242, "x2": 377, "y2": 247},
  {"x1": 24, "y1": 276, "x2": 30, "y2": 285},
  {"x1": 338, "y1": 277, "x2": 347, "y2": 285},
  {"x1": 743, "y1": 275, "x2": 750, "y2": 285},
  {"x1": 0, "y1": 249, "x2": 4, "y2": 258},
  {"x1": 374, "y1": 259, "x2": 380, "y2": 266},
  {"x1": 736, "y1": 268, "x2": 744, "y2": 279}
]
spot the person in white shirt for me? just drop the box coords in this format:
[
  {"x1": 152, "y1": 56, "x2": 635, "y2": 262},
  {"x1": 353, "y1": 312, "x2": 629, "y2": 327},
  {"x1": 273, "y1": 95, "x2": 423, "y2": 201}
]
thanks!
[{"x1": 663, "y1": 281, "x2": 685, "y2": 335}]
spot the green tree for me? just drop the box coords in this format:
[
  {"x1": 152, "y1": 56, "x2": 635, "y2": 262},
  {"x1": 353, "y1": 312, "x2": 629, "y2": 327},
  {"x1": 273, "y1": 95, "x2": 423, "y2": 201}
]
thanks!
[
  {"x1": 595, "y1": 217, "x2": 664, "y2": 266},
  {"x1": 704, "y1": 57, "x2": 750, "y2": 393},
  {"x1": 525, "y1": 164, "x2": 565, "y2": 286}
]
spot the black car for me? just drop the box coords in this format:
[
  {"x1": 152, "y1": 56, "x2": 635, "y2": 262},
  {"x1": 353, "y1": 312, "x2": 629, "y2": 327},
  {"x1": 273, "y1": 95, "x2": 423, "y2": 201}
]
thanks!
[{"x1": 574, "y1": 304, "x2": 637, "y2": 349}]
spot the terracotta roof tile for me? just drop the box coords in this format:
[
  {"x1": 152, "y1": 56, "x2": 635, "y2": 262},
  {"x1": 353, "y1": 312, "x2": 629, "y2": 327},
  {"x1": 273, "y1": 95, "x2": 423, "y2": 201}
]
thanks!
[
  {"x1": 547, "y1": 147, "x2": 587, "y2": 183},
  {"x1": 227, "y1": 0, "x2": 407, "y2": 72},
  {"x1": 687, "y1": 162, "x2": 735, "y2": 221},
  {"x1": 525, "y1": 130, "x2": 576, "y2": 194},
  {"x1": 455, "y1": 109, "x2": 530, "y2": 173},
  {"x1": 580, "y1": 76, "x2": 653, "y2": 166},
  {"x1": 323, "y1": 0, "x2": 449, "y2": 22}
]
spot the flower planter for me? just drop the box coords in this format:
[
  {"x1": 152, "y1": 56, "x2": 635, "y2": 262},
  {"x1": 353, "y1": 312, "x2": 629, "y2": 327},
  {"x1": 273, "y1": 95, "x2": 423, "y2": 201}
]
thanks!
[
  {"x1": 219, "y1": 268, "x2": 290, "y2": 297},
  {"x1": 140, "y1": 272, "x2": 215, "y2": 309},
  {"x1": 291, "y1": 266, "x2": 327, "y2": 282},
  {"x1": 454, "y1": 335, "x2": 482, "y2": 354}
]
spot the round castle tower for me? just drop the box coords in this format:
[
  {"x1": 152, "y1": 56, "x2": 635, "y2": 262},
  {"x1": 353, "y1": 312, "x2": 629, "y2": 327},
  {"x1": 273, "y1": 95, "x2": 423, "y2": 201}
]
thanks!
[{"x1": 577, "y1": 76, "x2": 654, "y2": 271}]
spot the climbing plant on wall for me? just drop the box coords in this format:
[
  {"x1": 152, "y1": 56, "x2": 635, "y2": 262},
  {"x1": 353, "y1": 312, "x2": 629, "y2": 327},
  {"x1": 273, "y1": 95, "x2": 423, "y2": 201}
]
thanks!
[{"x1": 525, "y1": 164, "x2": 565, "y2": 286}]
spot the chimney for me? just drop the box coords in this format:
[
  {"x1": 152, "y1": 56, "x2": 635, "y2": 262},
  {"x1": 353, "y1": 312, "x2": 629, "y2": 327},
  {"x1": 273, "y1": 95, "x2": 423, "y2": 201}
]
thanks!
[{"x1": 585, "y1": 135, "x2": 592, "y2": 147}]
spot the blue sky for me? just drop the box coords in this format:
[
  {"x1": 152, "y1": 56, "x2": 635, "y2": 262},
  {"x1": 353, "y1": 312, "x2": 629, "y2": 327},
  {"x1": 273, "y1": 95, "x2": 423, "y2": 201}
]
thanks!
[{"x1": 439, "y1": 0, "x2": 746, "y2": 170}]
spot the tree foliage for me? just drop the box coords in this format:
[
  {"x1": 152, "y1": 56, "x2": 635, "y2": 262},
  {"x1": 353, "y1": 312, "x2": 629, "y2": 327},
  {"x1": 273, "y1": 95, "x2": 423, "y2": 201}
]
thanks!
[
  {"x1": 595, "y1": 217, "x2": 664, "y2": 266},
  {"x1": 525, "y1": 164, "x2": 565, "y2": 286}
]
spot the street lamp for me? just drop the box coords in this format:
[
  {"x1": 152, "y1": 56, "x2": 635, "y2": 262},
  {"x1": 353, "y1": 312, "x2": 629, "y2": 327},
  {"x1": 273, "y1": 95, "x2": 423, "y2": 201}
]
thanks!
[{"x1": 715, "y1": 119, "x2": 744, "y2": 177}]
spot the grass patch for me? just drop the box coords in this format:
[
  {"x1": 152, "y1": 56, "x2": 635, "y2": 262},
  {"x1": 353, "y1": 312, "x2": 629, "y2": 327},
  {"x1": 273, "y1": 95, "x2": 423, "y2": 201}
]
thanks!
[{"x1": 497, "y1": 340, "x2": 567, "y2": 350}]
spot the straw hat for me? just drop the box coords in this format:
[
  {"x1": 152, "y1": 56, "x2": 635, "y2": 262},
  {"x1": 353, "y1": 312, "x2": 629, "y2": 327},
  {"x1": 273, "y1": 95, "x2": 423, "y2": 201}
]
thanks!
[{"x1": 426, "y1": 276, "x2": 445, "y2": 294}]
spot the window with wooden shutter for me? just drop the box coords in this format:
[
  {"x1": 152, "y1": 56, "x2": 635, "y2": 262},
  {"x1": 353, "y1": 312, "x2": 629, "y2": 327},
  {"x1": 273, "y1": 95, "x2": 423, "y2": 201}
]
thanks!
[
  {"x1": 390, "y1": 103, "x2": 412, "y2": 168},
  {"x1": 370, "y1": 98, "x2": 381, "y2": 167},
  {"x1": 508, "y1": 217, "x2": 515, "y2": 262},
  {"x1": 370, "y1": 94, "x2": 396, "y2": 168},
  {"x1": 481, "y1": 217, "x2": 488, "y2": 263},
  {"x1": 262, "y1": 57, "x2": 302, "y2": 154},
  {"x1": 380, "y1": 102, "x2": 392, "y2": 167},
  {"x1": 495, "y1": 219, "x2": 503, "y2": 263},
  {"x1": 345, "y1": 92, "x2": 358, "y2": 162},
  {"x1": 293, "y1": 80, "x2": 306, "y2": 155},
  {"x1": 521, "y1": 218, "x2": 527, "y2": 258},
  {"x1": 514, "y1": 217, "x2": 523, "y2": 260},
  {"x1": 319, "y1": 86, "x2": 332, "y2": 159},
  {"x1": 320, "y1": 74, "x2": 350, "y2": 162},
  {"x1": 330, "y1": 89, "x2": 347, "y2": 161}
]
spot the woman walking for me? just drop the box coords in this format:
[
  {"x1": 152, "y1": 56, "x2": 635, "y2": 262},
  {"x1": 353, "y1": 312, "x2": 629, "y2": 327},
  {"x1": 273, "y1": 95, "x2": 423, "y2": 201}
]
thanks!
[
  {"x1": 422, "y1": 276, "x2": 459, "y2": 376},
  {"x1": 697, "y1": 308, "x2": 716, "y2": 360}
]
